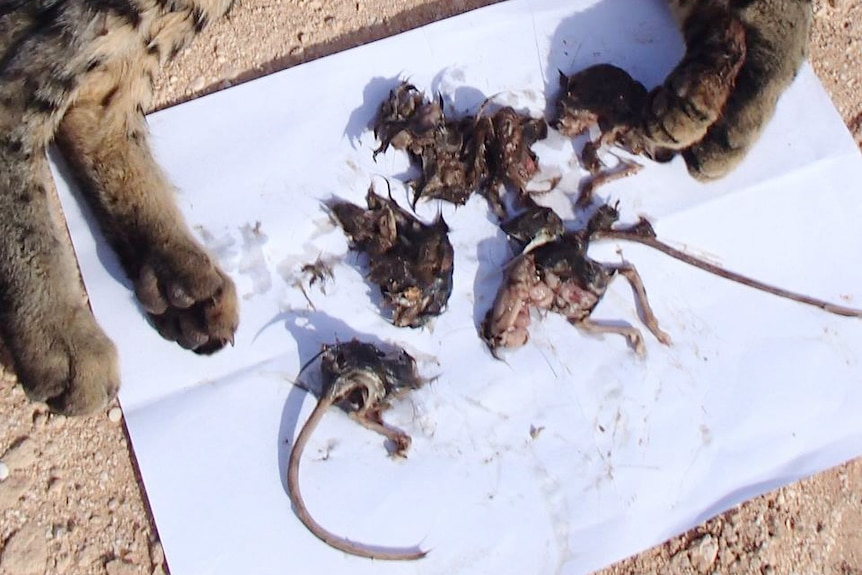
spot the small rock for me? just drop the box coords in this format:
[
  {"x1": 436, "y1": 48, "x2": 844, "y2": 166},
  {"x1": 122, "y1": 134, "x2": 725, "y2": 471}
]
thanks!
[
  {"x1": 688, "y1": 534, "x2": 719, "y2": 573},
  {"x1": 108, "y1": 407, "x2": 123, "y2": 424},
  {"x1": 51, "y1": 523, "x2": 68, "y2": 539},
  {"x1": 105, "y1": 558, "x2": 140, "y2": 575},
  {"x1": 189, "y1": 76, "x2": 206, "y2": 92},
  {"x1": 668, "y1": 549, "x2": 692, "y2": 572},
  {"x1": 0, "y1": 523, "x2": 48, "y2": 575},
  {"x1": 1, "y1": 437, "x2": 39, "y2": 471},
  {"x1": 0, "y1": 461, "x2": 9, "y2": 481},
  {"x1": 221, "y1": 64, "x2": 240, "y2": 81},
  {"x1": 76, "y1": 544, "x2": 102, "y2": 568},
  {"x1": 46, "y1": 475, "x2": 63, "y2": 494},
  {"x1": 0, "y1": 475, "x2": 31, "y2": 510},
  {"x1": 53, "y1": 552, "x2": 74, "y2": 573},
  {"x1": 149, "y1": 541, "x2": 165, "y2": 566}
]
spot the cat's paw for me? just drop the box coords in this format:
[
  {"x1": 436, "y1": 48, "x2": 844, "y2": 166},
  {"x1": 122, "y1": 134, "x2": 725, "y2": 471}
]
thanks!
[
  {"x1": 134, "y1": 241, "x2": 238, "y2": 354},
  {"x1": 643, "y1": 7, "x2": 746, "y2": 150},
  {"x1": 651, "y1": 0, "x2": 811, "y2": 181},
  {"x1": 681, "y1": 122, "x2": 749, "y2": 181},
  {"x1": 14, "y1": 308, "x2": 120, "y2": 416}
]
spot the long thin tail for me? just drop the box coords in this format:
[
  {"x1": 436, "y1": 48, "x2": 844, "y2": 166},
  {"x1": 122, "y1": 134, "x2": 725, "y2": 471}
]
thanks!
[
  {"x1": 594, "y1": 229, "x2": 862, "y2": 318},
  {"x1": 287, "y1": 398, "x2": 428, "y2": 561}
]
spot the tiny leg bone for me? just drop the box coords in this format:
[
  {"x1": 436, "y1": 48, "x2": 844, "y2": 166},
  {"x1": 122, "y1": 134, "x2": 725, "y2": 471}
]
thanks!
[
  {"x1": 575, "y1": 317, "x2": 646, "y2": 357},
  {"x1": 609, "y1": 262, "x2": 673, "y2": 346},
  {"x1": 349, "y1": 409, "x2": 413, "y2": 457}
]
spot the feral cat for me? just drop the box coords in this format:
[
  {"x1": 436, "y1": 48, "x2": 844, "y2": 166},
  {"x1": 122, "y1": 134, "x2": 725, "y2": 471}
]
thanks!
[{"x1": 0, "y1": 0, "x2": 811, "y2": 415}]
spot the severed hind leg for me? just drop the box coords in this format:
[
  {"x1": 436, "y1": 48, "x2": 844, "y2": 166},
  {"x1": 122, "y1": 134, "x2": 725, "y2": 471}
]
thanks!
[
  {"x1": 350, "y1": 406, "x2": 412, "y2": 457},
  {"x1": 608, "y1": 262, "x2": 672, "y2": 346},
  {"x1": 572, "y1": 260, "x2": 671, "y2": 356},
  {"x1": 574, "y1": 317, "x2": 646, "y2": 357}
]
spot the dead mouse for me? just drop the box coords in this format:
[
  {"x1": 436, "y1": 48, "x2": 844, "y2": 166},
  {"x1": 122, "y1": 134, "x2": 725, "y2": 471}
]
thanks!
[
  {"x1": 482, "y1": 203, "x2": 671, "y2": 356},
  {"x1": 372, "y1": 82, "x2": 443, "y2": 159},
  {"x1": 373, "y1": 82, "x2": 483, "y2": 207},
  {"x1": 555, "y1": 64, "x2": 674, "y2": 206},
  {"x1": 474, "y1": 106, "x2": 548, "y2": 218},
  {"x1": 288, "y1": 339, "x2": 428, "y2": 560},
  {"x1": 328, "y1": 187, "x2": 454, "y2": 327},
  {"x1": 498, "y1": 197, "x2": 564, "y2": 253},
  {"x1": 372, "y1": 82, "x2": 547, "y2": 218},
  {"x1": 484, "y1": 199, "x2": 862, "y2": 354}
]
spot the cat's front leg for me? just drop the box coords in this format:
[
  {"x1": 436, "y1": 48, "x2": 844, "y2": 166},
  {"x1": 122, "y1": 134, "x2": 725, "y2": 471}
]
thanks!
[
  {"x1": 651, "y1": 0, "x2": 812, "y2": 180},
  {"x1": 644, "y1": 1, "x2": 747, "y2": 154},
  {"x1": 682, "y1": 0, "x2": 812, "y2": 180},
  {"x1": 0, "y1": 145, "x2": 121, "y2": 414},
  {"x1": 57, "y1": 57, "x2": 239, "y2": 355},
  {"x1": 0, "y1": 5, "x2": 123, "y2": 415}
]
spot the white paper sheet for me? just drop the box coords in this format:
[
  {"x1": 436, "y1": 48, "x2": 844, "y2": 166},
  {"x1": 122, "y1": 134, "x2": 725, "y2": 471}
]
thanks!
[{"x1": 53, "y1": 0, "x2": 862, "y2": 573}]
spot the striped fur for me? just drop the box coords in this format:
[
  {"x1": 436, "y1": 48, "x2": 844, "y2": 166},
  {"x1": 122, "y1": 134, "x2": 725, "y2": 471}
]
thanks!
[
  {"x1": 658, "y1": 0, "x2": 812, "y2": 179},
  {"x1": 0, "y1": 0, "x2": 237, "y2": 414}
]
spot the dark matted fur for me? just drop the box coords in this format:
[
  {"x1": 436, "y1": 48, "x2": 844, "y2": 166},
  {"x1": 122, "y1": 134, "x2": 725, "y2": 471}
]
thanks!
[{"x1": 0, "y1": 0, "x2": 811, "y2": 415}]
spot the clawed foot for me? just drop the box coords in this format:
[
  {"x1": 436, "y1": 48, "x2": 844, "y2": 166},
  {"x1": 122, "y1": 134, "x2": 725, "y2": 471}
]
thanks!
[
  {"x1": 386, "y1": 432, "x2": 412, "y2": 458},
  {"x1": 133, "y1": 240, "x2": 238, "y2": 354},
  {"x1": 643, "y1": 7, "x2": 746, "y2": 152},
  {"x1": 576, "y1": 318, "x2": 647, "y2": 357},
  {"x1": 12, "y1": 307, "x2": 120, "y2": 416}
]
